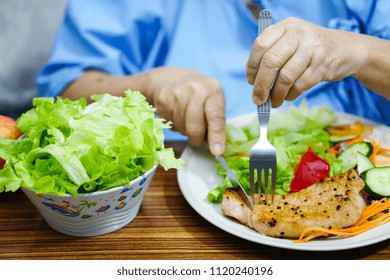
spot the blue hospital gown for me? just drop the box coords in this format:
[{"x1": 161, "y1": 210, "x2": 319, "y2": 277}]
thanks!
[{"x1": 37, "y1": 0, "x2": 390, "y2": 140}]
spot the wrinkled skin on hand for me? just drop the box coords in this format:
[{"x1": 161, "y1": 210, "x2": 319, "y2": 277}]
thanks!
[
  {"x1": 246, "y1": 17, "x2": 364, "y2": 108},
  {"x1": 145, "y1": 67, "x2": 226, "y2": 155}
]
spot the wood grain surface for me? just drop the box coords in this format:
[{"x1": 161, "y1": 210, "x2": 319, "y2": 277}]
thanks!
[{"x1": 0, "y1": 141, "x2": 389, "y2": 260}]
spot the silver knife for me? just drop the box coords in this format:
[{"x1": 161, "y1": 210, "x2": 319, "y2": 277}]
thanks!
[{"x1": 215, "y1": 155, "x2": 254, "y2": 211}]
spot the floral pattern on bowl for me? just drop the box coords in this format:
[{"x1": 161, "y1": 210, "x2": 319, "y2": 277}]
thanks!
[{"x1": 22, "y1": 164, "x2": 158, "y2": 236}]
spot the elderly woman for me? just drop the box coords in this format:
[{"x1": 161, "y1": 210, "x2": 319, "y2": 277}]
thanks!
[{"x1": 38, "y1": 0, "x2": 390, "y2": 155}]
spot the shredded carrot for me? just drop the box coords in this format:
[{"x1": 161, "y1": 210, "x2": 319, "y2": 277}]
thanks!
[
  {"x1": 370, "y1": 140, "x2": 380, "y2": 165},
  {"x1": 379, "y1": 146, "x2": 390, "y2": 153},
  {"x1": 354, "y1": 197, "x2": 390, "y2": 225},
  {"x1": 368, "y1": 140, "x2": 390, "y2": 165},
  {"x1": 294, "y1": 198, "x2": 390, "y2": 243},
  {"x1": 326, "y1": 143, "x2": 343, "y2": 155},
  {"x1": 345, "y1": 137, "x2": 365, "y2": 146}
]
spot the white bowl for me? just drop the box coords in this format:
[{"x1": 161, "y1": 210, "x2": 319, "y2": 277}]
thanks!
[{"x1": 22, "y1": 164, "x2": 158, "y2": 237}]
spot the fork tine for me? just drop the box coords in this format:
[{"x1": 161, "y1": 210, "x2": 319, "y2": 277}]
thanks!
[
  {"x1": 271, "y1": 166, "x2": 277, "y2": 202},
  {"x1": 250, "y1": 166, "x2": 255, "y2": 205},
  {"x1": 257, "y1": 167, "x2": 262, "y2": 204},
  {"x1": 264, "y1": 168, "x2": 269, "y2": 204}
]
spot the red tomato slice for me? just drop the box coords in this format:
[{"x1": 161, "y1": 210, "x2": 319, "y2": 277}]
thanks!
[{"x1": 290, "y1": 147, "x2": 330, "y2": 192}]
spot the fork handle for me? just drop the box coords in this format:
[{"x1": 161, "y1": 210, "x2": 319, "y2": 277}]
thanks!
[
  {"x1": 257, "y1": 10, "x2": 272, "y2": 139},
  {"x1": 257, "y1": 99, "x2": 270, "y2": 140},
  {"x1": 258, "y1": 9, "x2": 272, "y2": 34}
]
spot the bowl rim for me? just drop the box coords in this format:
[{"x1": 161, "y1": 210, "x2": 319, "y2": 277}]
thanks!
[{"x1": 21, "y1": 163, "x2": 158, "y2": 198}]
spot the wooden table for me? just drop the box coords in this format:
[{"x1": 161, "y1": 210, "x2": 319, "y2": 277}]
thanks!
[{"x1": 1, "y1": 141, "x2": 389, "y2": 260}]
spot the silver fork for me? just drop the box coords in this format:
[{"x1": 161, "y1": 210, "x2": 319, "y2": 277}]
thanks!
[{"x1": 249, "y1": 9, "x2": 277, "y2": 205}]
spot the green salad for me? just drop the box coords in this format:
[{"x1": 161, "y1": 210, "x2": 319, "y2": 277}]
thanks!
[
  {"x1": 208, "y1": 103, "x2": 345, "y2": 203},
  {"x1": 0, "y1": 90, "x2": 183, "y2": 197}
]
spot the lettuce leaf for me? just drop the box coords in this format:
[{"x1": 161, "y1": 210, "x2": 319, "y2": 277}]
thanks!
[{"x1": 0, "y1": 90, "x2": 183, "y2": 196}]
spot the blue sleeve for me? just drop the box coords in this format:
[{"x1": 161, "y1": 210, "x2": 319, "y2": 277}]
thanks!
[
  {"x1": 362, "y1": 0, "x2": 390, "y2": 39},
  {"x1": 37, "y1": 0, "x2": 167, "y2": 97},
  {"x1": 328, "y1": 0, "x2": 390, "y2": 39}
]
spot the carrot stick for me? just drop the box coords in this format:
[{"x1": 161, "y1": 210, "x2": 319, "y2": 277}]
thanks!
[
  {"x1": 345, "y1": 137, "x2": 365, "y2": 146},
  {"x1": 294, "y1": 198, "x2": 390, "y2": 243},
  {"x1": 379, "y1": 146, "x2": 390, "y2": 153},
  {"x1": 295, "y1": 214, "x2": 390, "y2": 243},
  {"x1": 326, "y1": 143, "x2": 342, "y2": 155},
  {"x1": 368, "y1": 140, "x2": 390, "y2": 165}
]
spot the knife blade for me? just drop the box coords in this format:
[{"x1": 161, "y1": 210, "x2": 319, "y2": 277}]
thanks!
[{"x1": 215, "y1": 155, "x2": 254, "y2": 211}]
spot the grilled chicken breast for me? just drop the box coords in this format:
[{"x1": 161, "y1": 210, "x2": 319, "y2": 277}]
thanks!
[{"x1": 221, "y1": 169, "x2": 366, "y2": 238}]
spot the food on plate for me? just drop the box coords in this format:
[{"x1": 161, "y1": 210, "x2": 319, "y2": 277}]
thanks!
[
  {"x1": 213, "y1": 104, "x2": 390, "y2": 242},
  {"x1": 221, "y1": 169, "x2": 366, "y2": 238},
  {"x1": 0, "y1": 115, "x2": 23, "y2": 169},
  {"x1": 0, "y1": 90, "x2": 183, "y2": 196},
  {"x1": 209, "y1": 105, "x2": 390, "y2": 204}
]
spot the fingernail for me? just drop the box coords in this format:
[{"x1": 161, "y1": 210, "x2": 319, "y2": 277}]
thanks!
[
  {"x1": 247, "y1": 76, "x2": 254, "y2": 84},
  {"x1": 252, "y1": 95, "x2": 262, "y2": 105},
  {"x1": 213, "y1": 142, "x2": 223, "y2": 155}
]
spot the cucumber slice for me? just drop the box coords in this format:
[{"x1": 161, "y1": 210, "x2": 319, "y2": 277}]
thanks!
[
  {"x1": 338, "y1": 142, "x2": 373, "y2": 172},
  {"x1": 363, "y1": 167, "x2": 390, "y2": 197},
  {"x1": 329, "y1": 134, "x2": 358, "y2": 143},
  {"x1": 357, "y1": 152, "x2": 375, "y2": 175}
]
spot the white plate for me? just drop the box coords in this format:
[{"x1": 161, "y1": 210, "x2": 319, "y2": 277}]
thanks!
[{"x1": 177, "y1": 112, "x2": 390, "y2": 251}]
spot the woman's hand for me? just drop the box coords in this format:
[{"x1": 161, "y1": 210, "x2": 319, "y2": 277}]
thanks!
[
  {"x1": 246, "y1": 17, "x2": 365, "y2": 107},
  {"x1": 145, "y1": 67, "x2": 226, "y2": 155}
]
